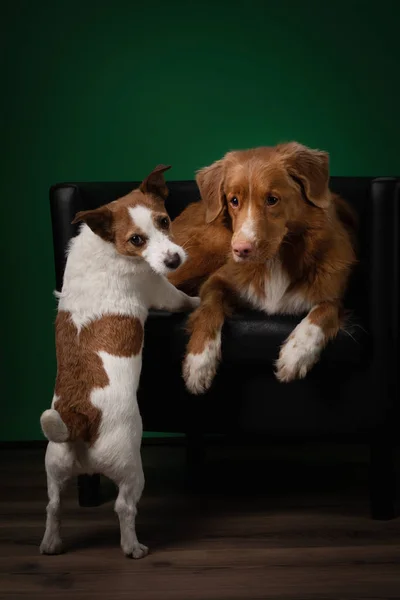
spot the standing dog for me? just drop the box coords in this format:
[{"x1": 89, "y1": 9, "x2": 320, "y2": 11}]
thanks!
[
  {"x1": 40, "y1": 165, "x2": 199, "y2": 557},
  {"x1": 168, "y1": 143, "x2": 357, "y2": 393}
]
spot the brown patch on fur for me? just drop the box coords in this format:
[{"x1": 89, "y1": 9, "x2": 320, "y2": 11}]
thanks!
[
  {"x1": 169, "y1": 201, "x2": 232, "y2": 295},
  {"x1": 54, "y1": 311, "x2": 143, "y2": 445},
  {"x1": 74, "y1": 189, "x2": 170, "y2": 255},
  {"x1": 72, "y1": 166, "x2": 174, "y2": 256},
  {"x1": 196, "y1": 159, "x2": 226, "y2": 223},
  {"x1": 276, "y1": 142, "x2": 330, "y2": 207},
  {"x1": 228, "y1": 260, "x2": 267, "y2": 301},
  {"x1": 278, "y1": 201, "x2": 356, "y2": 306},
  {"x1": 72, "y1": 206, "x2": 114, "y2": 242},
  {"x1": 186, "y1": 270, "x2": 235, "y2": 354},
  {"x1": 139, "y1": 164, "x2": 171, "y2": 200},
  {"x1": 308, "y1": 302, "x2": 341, "y2": 341}
]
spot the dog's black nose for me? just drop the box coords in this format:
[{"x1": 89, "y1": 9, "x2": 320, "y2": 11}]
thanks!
[{"x1": 164, "y1": 252, "x2": 181, "y2": 270}]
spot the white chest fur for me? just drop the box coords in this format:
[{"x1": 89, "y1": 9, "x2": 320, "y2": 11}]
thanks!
[
  {"x1": 57, "y1": 225, "x2": 155, "y2": 329},
  {"x1": 243, "y1": 259, "x2": 312, "y2": 315}
]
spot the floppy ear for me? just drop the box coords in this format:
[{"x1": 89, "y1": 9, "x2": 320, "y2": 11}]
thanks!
[
  {"x1": 281, "y1": 142, "x2": 330, "y2": 208},
  {"x1": 139, "y1": 164, "x2": 171, "y2": 200},
  {"x1": 196, "y1": 159, "x2": 225, "y2": 224},
  {"x1": 72, "y1": 206, "x2": 114, "y2": 242}
]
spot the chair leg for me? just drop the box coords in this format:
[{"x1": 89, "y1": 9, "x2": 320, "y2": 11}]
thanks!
[
  {"x1": 185, "y1": 431, "x2": 206, "y2": 491},
  {"x1": 369, "y1": 439, "x2": 396, "y2": 520},
  {"x1": 78, "y1": 474, "x2": 101, "y2": 507}
]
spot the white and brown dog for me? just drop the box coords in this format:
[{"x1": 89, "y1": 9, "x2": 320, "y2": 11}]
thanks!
[{"x1": 40, "y1": 165, "x2": 199, "y2": 558}]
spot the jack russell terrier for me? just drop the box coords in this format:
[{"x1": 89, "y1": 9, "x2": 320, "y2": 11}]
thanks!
[{"x1": 40, "y1": 165, "x2": 199, "y2": 558}]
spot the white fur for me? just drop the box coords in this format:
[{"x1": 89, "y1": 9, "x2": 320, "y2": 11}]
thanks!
[
  {"x1": 58, "y1": 226, "x2": 150, "y2": 330},
  {"x1": 57, "y1": 223, "x2": 196, "y2": 330},
  {"x1": 183, "y1": 259, "x2": 313, "y2": 394},
  {"x1": 238, "y1": 258, "x2": 319, "y2": 383},
  {"x1": 183, "y1": 332, "x2": 221, "y2": 395},
  {"x1": 242, "y1": 258, "x2": 312, "y2": 315},
  {"x1": 148, "y1": 272, "x2": 200, "y2": 312},
  {"x1": 41, "y1": 406, "x2": 69, "y2": 443},
  {"x1": 232, "y1": 206, "x2": 256, "y2": 263},
  {"x1": 183, "y1": 258, "x2": 318, "y2": 393},
  {"x1": 275, "y1": 311, "x2": 325, "y2": 382},
  {"x1": 129, "y1": 205, "x2": 186, "y2": 276},
  {"x1": 239, "y1": 205, "x2": 256, "y2": 242},
  {"x1": 41, "y1": 209, "x2": 199, "y2": 558}
]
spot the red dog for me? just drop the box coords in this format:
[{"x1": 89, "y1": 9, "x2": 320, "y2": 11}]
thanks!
[{"x1": 169, "y1": 142, "x2": 357, "y2": 394}]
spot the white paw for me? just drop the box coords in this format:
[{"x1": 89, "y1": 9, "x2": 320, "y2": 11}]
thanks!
[
  {"x1": 40, "y1": 535, "x2": 64, "y2": 555},
  {"x1": 275, "y1": 320, "x2": 324, "y2": 383},
  {"x1": 183, "y1": 336, "x2": 221, "y2": 395},
  {"x1": 124, "y1": 543, "x2": 149, "y2": 559},
  {"x1": 189, "y1": 296, "x2": 201, "y2": 310},
  {"x1": 178, "y1": 294, "x2": 200, "y2": 312}
]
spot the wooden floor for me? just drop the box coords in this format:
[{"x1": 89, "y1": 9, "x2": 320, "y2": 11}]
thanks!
[{"x1": 0, "y1": 442, "x2": 399, "y2": 599}]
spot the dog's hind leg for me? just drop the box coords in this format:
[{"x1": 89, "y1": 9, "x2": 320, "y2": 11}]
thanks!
[
  {"x1": 40, "y1": 442, "x2": 74, "y2": 555},
  {"x1": 112, "y1": 462, "x2": 148, "y2": 559}
]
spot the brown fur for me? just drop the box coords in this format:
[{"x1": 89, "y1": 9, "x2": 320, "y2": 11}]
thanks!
[
  {"x1": 186, "y1": 272, "x2": 235, "y2": 354},
  {"x1": 171, "y1": 144, "x2": 356, "y2": 295},
  {"x1": 73, "y1": 164, "x2": 173, "y2": 255},
  {"x1": 308, "y1": 301, "x2": 342, "y2": 341},
  {"x1": 54, "y1": 312, "x2": 143, "y2": 445},
  {"x1": 169, "y1": 202, "x2": 231, "y2": 295},
  {"x1": 172, "y1": 143, "x2": 357, "y2": 377}
]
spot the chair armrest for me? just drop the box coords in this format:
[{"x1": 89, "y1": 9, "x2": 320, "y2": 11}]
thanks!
[
  {"x1": 369, "y1": 178, "x2": 400, "y2": 386},
  {"x1": 50, "y1": 184, "x2": 84, "y2": 292}
]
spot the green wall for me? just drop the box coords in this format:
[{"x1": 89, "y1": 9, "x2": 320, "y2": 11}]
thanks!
[{"x1": 1, "y1": 0, "x2": 399, "y2": 440}]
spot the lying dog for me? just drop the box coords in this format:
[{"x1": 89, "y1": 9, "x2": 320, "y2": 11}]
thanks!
[
  {"x1": 40, "y1": 165, "x2": 199, "y2": 557},
  {"x1": 169, "y1": 143, "x2": 357, "y2": 394}
]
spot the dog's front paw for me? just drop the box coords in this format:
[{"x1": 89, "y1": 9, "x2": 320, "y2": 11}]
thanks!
[
  {"x1": 124, "y1": 542, "x2": 149, "y2": 560},
  {"x1": 40, "y1": 535, "x2": 64, "y2": 555},
  {"x1": 188, "y1": 296, "x2": 201, "y2": 310},
  {"x1": 183, "y1": 338, "x2": 220, "y2": 394},
  {"x1": 179, "y1": 294, "x2": 200, "y2": 312},
  {"x1": 275, "y1": 321, "x2": 324, "y2": 383}
]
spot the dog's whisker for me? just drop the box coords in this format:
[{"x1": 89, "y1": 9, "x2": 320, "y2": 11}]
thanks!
[{"x1": 341, "y1": 327, "x2": 359, "y2": 344}]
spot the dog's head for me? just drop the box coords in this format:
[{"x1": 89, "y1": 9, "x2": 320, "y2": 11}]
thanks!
[
  {"x1": 196, "y1": 142, "x2": 331, "y2": 263},
  {"x1": 72, "y1": 165, "x2": 186, "y2": 276}
]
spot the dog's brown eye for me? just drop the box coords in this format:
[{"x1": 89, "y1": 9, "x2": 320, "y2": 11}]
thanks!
[
  {"x1": 130, "y1": 234, "x2": 145, "y2": 247},
  {"x1": 266, "y1": 195, "x2": 279, "y2": 206},
  {"x1": 159, "y1": 216, "x2": 170, "y2": 229},
  {"x1": 230, "y1": 197, "x2": 239, "y2": 207}
]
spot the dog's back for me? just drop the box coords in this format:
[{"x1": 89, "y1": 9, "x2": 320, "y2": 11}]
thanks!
[
  {"x1": 333, "y1": 193, "x2": 358, "y2": 245},
  {"x1": 40, "y1": 223, "x2": 149, "y2": 448},
  {"x1": 40, "y1": 166, "x2": 199, "y2": 558},
  {"x1": 41, "y1": 312, "x2": 144, "y2": 446}
]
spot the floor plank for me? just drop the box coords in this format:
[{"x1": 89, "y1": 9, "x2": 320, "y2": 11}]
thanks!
[{"x1": 0, "y1": 443, "x2": 399, "y2": 599}]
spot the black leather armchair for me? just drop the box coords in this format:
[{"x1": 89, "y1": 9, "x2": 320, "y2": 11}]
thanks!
[{"x1": 50, "y1": 177, "x2": 399, "y2": 519}]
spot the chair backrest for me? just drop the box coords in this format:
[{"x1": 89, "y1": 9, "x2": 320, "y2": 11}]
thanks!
[{"x1": 50, "y1": 177, "x2": 399, "y2": 327}]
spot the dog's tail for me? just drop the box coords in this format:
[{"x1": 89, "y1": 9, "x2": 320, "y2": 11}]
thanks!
[{"x1": 40, "y1": 409, "x2": 69, "y2": 443}]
